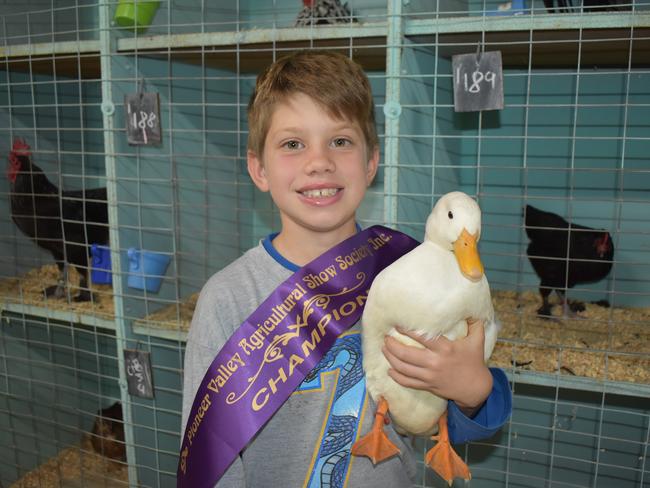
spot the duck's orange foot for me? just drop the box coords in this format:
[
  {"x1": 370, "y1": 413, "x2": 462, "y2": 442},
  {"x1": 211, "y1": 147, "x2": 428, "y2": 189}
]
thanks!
[
  {"x1": 352, "y1": 425, "x2": 401, "y2": 465},
  {"x1": 425, "y1": 441, "x2": 471, "y2": 485},
  {"x1": 351, "y1": 397, "x2": 400, "y2": 465},
  {"x1": 425, "y1": 413, "x2": 471, "y2": 485}
]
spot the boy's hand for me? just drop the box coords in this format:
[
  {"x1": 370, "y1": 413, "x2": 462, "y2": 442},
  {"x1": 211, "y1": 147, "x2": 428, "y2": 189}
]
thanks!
[{"x1": 382, "y1": 319, "x2": 493, "y2": 418}]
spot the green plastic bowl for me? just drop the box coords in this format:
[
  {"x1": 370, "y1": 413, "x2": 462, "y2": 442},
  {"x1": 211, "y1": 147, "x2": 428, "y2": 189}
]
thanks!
[{"x1": 114, "y1": 1, "x2": 161, "y2": 33}]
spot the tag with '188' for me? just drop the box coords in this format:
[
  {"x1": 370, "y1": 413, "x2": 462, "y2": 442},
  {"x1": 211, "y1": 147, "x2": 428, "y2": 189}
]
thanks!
[{"x1": 124, "y1": 92, "x2": 162, "y2": 146}]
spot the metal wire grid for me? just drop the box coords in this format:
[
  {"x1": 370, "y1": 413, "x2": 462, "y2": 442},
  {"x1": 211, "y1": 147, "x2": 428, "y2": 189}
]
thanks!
[
  {"x1": 397, "y1": 14, "x2": 650, "y2": 488},
  {"x1": 1, "y1": 312, "x2": 124, "y2": 483},
  {"x1": 1, "y1": 0, "x2": 649, "y2": 487},
  {"x1": 1, "y1": 2, "x2": 119, "y2": 486}
]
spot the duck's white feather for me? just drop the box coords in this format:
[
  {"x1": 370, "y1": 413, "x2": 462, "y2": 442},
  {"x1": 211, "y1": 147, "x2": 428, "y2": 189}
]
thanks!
[{"x1": 361, "y1": 192, "x2": 496, "y2": 436}]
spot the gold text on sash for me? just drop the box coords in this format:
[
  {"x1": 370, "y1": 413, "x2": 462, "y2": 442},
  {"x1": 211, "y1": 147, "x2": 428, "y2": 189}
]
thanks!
[{"x1": 250, "y1": 291, "x2": 368, "y2": 412}]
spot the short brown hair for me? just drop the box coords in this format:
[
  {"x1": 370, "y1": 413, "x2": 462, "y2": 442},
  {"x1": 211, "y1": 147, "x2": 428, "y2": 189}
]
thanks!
[{"x1": 247, "y1": 51, "x2": 378, "y2": 159}]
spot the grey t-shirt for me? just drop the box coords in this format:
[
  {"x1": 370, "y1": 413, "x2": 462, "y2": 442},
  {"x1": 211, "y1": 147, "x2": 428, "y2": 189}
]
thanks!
[{"x1": 181, "y1": 242, "x2": 417, "y2": 487}]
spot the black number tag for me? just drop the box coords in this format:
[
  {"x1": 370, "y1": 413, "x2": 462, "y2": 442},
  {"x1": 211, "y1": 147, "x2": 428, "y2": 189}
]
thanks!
[
  {"x1": 124, "y1": 349, "x2": 155, "y2": 398},
  {"x1": 124, "y1": 92, "x2": 162, "y2": 145},
  {"x1": 452, "y1": 51, "x2": 504, "y2": 112}
]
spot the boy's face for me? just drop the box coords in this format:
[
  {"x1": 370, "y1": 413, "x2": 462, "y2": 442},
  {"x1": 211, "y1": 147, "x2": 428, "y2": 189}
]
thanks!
[{"x1": 247, "y1": 92, "x2": 379, "y2": 238}]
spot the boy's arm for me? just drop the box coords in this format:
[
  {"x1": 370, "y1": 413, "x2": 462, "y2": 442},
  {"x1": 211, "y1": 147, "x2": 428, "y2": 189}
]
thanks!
[
  {"x1": 382, "y1": 319, "x2": 512, "y2": 442},
  {"x1": 446, "y1": 367, "x2": 511, "y2": 444},
  {"x1": 182, "y1": 288, "x2": 247, "y2": 487}
]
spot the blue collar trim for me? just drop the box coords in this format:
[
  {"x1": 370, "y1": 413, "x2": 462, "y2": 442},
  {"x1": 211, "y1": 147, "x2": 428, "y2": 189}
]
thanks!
[
  {"x1": 262, "y1": 223, "x2": 363, "y2": 273},
  {"x1": 262, "y1": 233, "x2": 300, "y2": 272}
]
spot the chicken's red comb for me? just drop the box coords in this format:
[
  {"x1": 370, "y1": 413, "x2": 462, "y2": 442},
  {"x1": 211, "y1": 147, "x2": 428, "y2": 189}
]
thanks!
[{"x1": 12, "y1": 138, "x2": 31, "y2": 155}]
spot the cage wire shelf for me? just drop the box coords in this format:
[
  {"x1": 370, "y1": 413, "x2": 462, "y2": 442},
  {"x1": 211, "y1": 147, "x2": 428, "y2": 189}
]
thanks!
[
  {"x1": 127, "y1": 288, "x2": 650, "y2": 400},
  {"x1": 1, "y1": 302, "x2": 116, "y2": 332},
  {"x1": 115, "y1": 21, "x2": 389, "y2": 51},
  {"x1": 0, "y1": 262, "x2": 116, "y2": 330},
  {"x1": 1, "y1": 12, "x2": 648, "y2": 77},
  {"x1": 413, "y1": 27, "x2": 650, "y2": 67},
  {"x1": 119, "y1": 40, "x2": 388, "y2": 74},
  {"x1": 0, "y1": 41, "x2": 101, "y2": 79}
]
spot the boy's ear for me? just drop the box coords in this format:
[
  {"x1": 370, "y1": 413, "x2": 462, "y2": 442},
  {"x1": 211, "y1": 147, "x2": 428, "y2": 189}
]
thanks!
[
  {"x1": 365, "y1": 147, "x2": 380, "y2": 186},
  {"x1": 247, "y1": 150, "x2": 269, "y2": 192}
]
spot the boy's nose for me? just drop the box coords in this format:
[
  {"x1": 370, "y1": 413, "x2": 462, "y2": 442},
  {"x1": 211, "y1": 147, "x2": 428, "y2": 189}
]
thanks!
[{"x1": 304, "y1": 147, "x2": 335, "y2": 174}]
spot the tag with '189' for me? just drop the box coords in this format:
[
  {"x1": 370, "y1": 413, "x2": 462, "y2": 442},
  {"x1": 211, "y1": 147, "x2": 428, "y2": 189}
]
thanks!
[{"x1": 452, "y1": 51, "x2": 504, "y2": 113}]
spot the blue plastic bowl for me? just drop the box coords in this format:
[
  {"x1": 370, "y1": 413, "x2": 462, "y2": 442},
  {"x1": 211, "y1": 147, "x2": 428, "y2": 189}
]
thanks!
[
  {"x1": 127, "y1": 248, "x2": 171, "y2": 293},
  {"x1": 91, "y1": 244, "x2": 113, "y2": 285}
]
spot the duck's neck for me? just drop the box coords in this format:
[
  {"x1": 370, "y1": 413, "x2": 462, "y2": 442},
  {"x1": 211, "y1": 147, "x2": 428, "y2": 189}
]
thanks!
[{"x1": 424, "y1": 232, "x2": 453, "y2": 252}]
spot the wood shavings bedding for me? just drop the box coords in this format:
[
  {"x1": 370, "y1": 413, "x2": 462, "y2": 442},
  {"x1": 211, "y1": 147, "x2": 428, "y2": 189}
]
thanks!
[
  {"x1": 0, "y1": 264, "x2": 114, "y2": 320},
  {"x1": 488, "y1": 290, "x2": 650, "y2": 385},
  {"x1": 10, "y1": 436, "x2": 128, "y2": 488}
]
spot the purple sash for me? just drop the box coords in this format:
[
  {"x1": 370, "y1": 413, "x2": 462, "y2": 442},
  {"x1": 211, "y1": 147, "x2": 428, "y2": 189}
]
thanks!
[{"x1": 177, "y1": 226, "x2": 419, "y2": 487}]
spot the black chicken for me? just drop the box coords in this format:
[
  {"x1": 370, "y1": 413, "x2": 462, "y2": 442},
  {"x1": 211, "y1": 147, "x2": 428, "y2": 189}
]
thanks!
[
  {"x1": 524, "y1": 204, "x2": 614, "y2": 317},
  {"x1": 7, "y1": 138, "x2": 109, "y2": 301},
  {"x1": 91, "y1": 401, "x2": 126, "y2": 462}
]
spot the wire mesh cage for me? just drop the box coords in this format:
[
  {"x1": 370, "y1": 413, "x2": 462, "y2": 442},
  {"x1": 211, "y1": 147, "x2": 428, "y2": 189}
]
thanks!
[{"x1": 1, "y1": 0, "x2": 649, "y2": 487}]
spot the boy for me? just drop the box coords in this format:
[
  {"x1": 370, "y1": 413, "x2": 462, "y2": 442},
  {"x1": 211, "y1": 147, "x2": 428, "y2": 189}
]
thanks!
[{"x1": 181, "y1": 51, "x2": 511, "y2": 488}]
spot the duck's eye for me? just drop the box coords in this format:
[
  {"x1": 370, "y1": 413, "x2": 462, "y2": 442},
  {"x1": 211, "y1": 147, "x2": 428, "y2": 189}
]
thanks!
[{"x1": 448, "y1": 211, "x2": 454, "y2": 220}]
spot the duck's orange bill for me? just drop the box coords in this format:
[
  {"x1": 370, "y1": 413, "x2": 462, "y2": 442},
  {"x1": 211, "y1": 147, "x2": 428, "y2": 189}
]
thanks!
[
  {"x1": 425, "y1": 412, "x2": 472, "y2": 485},
  {"x1": 351, "y1": 397, "x2": 400, "y2": 465},
  {"x1": 453, "y1": 229, "x2": 483, "y2": 282}
]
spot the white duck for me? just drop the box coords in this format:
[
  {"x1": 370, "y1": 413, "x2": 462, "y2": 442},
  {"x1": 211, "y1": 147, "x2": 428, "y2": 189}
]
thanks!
[{"x1": 351, "y1": 191, "x2": 498, "y2": 484}]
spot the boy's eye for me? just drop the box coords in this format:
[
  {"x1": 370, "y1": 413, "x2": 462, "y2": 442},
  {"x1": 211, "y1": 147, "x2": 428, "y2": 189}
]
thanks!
[
  {"x1": 283, "y1": 140, "x2": 303, "y2": 150},
  {"x1": 332, "y1": 138, "x2": 352, "y2": 148}
]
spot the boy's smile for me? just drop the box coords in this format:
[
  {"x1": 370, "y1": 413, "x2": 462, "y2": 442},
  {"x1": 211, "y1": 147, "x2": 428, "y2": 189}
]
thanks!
[
  {"x1": 298, "y1": 184, "x2": 342, "y2": 205},
  {"x1": 247, "y1": 92, "x2": 379, "y2": 262}
]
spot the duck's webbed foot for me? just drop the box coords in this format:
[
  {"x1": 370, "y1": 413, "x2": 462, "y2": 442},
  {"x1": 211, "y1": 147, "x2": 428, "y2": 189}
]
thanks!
[
  {"x1": 351, "y1": 397, "x2": 400, "y2": 465},
  {"x1": 425, "y1": 412, "x2": 471, "y2": 485}
]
